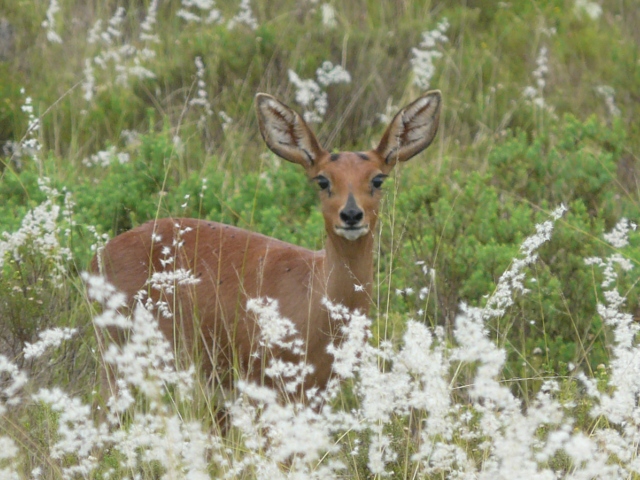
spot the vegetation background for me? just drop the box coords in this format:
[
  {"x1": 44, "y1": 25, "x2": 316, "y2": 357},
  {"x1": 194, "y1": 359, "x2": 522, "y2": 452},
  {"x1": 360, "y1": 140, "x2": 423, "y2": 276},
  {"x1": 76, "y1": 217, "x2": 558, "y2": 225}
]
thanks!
[{"x1": 0, "y1": 0, "x2": 639, "y2": 477}]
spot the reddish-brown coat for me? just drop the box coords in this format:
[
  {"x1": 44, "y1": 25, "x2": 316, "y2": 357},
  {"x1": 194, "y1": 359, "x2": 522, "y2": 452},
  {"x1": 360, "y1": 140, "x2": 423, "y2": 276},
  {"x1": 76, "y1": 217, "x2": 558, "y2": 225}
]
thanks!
[{"x1": 92, "y1": 91, "x2": 441, "y2": 398}]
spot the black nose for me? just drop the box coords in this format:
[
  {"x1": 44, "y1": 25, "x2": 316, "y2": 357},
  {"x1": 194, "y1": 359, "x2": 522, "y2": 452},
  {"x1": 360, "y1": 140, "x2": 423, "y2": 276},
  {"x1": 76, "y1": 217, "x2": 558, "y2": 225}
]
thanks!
[
  {"x1": 340, "y1": 208, "x2": 363, "y2": 226},
  {"x1": 340, "y1": 192, "x2": 363, "y2": 226}
]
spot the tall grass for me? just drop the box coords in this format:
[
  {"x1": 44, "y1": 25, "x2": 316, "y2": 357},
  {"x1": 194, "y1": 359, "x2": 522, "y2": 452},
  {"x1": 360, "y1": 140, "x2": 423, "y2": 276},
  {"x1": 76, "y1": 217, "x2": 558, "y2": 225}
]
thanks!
[{"x1": 1, "y1": 0, "x2": 640, "y2": 477}]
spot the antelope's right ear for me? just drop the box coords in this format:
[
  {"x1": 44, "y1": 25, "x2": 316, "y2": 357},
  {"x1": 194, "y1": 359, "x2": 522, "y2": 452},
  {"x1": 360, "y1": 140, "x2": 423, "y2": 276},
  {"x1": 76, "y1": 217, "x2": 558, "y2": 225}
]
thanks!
[{"x1": 255, "y1": 93, "x2": 326, "y2": 168}]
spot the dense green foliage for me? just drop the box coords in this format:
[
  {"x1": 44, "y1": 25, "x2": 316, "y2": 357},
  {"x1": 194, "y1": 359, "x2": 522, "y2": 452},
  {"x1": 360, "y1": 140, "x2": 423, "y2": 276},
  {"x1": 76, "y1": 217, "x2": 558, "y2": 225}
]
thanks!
[
  {"x1": 0, "y1": 0, "x2": 639, "y2": 476},
  {"x1": 2, "y1": 0, "x2": 639, "y2": 383}
]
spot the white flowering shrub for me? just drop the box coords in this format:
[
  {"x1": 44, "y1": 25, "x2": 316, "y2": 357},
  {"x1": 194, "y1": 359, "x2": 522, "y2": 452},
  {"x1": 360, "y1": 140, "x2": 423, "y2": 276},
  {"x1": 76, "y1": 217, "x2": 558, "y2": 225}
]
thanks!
[
  {"x1": 321, "y1": 3, "x2": 337, "y2": 28},
  {"x1": 0, "y1": 175, "x2": 639, "y2": 478},
  {"x1": 82, "y1": 3, "x2": 159, "y2": 103},
  {"x1": 595, "y1": 85, "x2": 621, "y2": 118},
  {"x1": 574, "y1": 0, "x2": 603, "y2": 20},
  {"x1": 189, "y1": 56, "x2": 214, "y2": 129},
  {"x1": 23, "y1": 327, "x2": 77, "y2": 360},
  {"x1": 0, "y1": 177, "x2": 91, "y2": 409},
  {"x1": 288, "y1": 61, "x2": 351, "y2": 123},
  {"x1": 6, "y1": 271, "x2": 216, "y2": 478},
  {"x1": 41, "y1": 0, "x2": 62, "y2": 44},
  {"x1": 82, "y1": 145, "x2": 130, "y2": 168},
  {"x1": 4, "y1": 1, "x2": 640, "y2": 477},
  {"x1": 523, "y1": 45, "x2": 551, "y2": 110},
  {"x1": 0, "y1": 178, "x2": 74, "y2": 360},
  {"x1": 578, "y1": 219, "x2": 640, "y2": 476},
  {"x1": 228, "y1": 0, "x2": 258, "y2": 31},
  {"x1": 223, "y1": 206, "x2": 640, "y2": 478},
  {"x1": 17, "y1": 88, "x2": 42, "y2": 168},
  {"x1": 177, "y1": 0, "x2": 258, "y2": 29},
  {"x1": 177, "y1": 0, "x2": 222, "y2": 24},
  {"x1": 199, "y1": 205, "x2": 638, "y2": 477},
  {"x1": 0, "y1": 178, "x2": 72, "y2": 281},
  {"x1": 411, "y1": 18, "x2": 449, "y2": 90}
]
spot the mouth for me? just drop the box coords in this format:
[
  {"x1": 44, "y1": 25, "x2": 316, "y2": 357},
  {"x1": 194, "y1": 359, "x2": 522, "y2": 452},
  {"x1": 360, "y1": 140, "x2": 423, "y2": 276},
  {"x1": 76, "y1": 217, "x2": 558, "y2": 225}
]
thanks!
[{"x1": 334, "y1": 225, "x2": 369, "y2": 241}]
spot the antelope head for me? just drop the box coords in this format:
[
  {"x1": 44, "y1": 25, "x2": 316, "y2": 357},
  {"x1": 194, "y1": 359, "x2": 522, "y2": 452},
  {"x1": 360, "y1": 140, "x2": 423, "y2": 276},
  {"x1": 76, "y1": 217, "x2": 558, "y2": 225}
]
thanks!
[{"x1": 255, "y1": 91, "x2": 442, "y2": 242}]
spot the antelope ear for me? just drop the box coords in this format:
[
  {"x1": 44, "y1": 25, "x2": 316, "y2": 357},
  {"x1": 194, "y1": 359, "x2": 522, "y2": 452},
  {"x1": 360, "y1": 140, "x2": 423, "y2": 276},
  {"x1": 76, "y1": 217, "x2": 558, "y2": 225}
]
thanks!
[
  {"x1": 375, "y1": 90, "x2": 441, "y2": 165},
  {"x1": 255, "y1": 93, "x2": 326, "y2": 168}
]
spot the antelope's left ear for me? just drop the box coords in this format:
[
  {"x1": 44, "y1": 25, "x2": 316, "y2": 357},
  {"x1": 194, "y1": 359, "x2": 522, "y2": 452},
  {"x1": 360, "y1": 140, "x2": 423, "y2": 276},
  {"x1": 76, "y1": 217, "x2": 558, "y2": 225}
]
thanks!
[{"x1": 375, "y1": 90, "x2": 441, "y2": 165}]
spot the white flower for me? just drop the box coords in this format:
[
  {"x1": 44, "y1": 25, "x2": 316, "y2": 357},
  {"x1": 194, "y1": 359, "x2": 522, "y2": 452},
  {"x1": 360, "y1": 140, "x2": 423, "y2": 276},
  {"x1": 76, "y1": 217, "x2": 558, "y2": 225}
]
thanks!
[
  {"x1": 522, "y1": 45, "x2": 556, "y2": 115},
  {"x1": 0, "y1": 178, "x2": 72, "y2": 282},
  {"x1": 595, "y1": 85, "x2": 622, "y2": 117},
  {"x1": 82, "y1": 5, "x2": 157, "y2": 103},
  {"x1": 288, "y1": 70, "x2": 322, "y2": 108},
  {"x1": 321, "y1": 3, "x2": 337, "y2": 28},
  {"x1": 228, "y1": 0, "x2": 258, "y2": 30},
  {"x1": 603, "y1": 217, "x2": 632, "y2": 248},
  {"x1": 288, "y1": 61, "x2": 351, "y2": 123},
  {"x1": 23, "y1": 328, "x2": 77, "y2": 359},
  {"x1": 574, "y1": 0, "x2": 602, "y2": 20},
  {"x1": 82, "y1": 146, "x2": 129, "y2": 167},
  {"x1": 523, "y1": 86, "x2": 538, "y2": 99},
  {"x1": 42, "y1": 0, "x2": 62, "y2": 43},
  {"x1": 411, "y1": 18, "x2": 449, "y2": 90},
  {"x1": 316, "y1": 61, "x2": 351, "y2": 86}
]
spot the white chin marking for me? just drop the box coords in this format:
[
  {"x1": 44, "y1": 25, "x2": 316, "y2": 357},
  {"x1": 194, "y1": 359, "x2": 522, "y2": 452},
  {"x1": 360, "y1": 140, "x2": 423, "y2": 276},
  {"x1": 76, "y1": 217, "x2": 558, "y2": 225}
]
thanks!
[{"x1": 335, "y1": 227, "x2": 369, "y2": 241}]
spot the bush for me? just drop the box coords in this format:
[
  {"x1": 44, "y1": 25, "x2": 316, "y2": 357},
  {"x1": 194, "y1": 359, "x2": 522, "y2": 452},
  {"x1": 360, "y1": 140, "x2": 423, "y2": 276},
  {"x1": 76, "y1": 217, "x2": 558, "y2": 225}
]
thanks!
[{"x1": 1, "y1": 0, "x2": 640, "y2": 476}]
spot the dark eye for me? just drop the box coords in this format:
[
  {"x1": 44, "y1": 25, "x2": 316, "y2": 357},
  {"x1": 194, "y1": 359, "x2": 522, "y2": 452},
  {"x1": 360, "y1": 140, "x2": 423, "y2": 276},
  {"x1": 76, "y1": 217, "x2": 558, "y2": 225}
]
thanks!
[
  {"x1": 316, "y1": 176, "x2": 330, "y2": 191},
  {"x1": 371, "y1": 174, "x2": 387, "y2": 189}
]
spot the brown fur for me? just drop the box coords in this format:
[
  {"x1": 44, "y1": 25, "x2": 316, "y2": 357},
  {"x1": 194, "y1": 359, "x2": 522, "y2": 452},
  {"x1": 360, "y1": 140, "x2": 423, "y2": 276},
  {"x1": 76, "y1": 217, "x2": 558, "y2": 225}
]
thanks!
[{"x1": 92, "y1": 91, "x2": 442, "y2": 398}]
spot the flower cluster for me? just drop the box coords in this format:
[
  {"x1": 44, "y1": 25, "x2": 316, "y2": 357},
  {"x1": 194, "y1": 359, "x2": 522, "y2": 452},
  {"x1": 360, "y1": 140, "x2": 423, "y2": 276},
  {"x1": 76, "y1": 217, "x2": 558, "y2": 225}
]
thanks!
[
  {"x1": 82, "y1": 145, "x2": 130, "y2": 168},
  {"x1": 0, "y1": 177, "x2": 72, "y2": 283},
  {"x1": 225, "y1": 204, "x2": 576, "y2": 477},
  {"x1": 595, "y1": 85, "x2": 621, "y2": 118},
  {"x1": 19, "y1": 88, "x2": 42, "y2": 166},
  {"x1": 523, "y1": 44, "x2": 554, "y2": 113},
  {"x1": 189, "y1": 56, "x2": 214, "y2": 128},
  {"x1": 3, "y1": 196, "x2": 640, "y2": 477},
  {"x1": 411, "y1": 18, "x2": 449, "y2": 90},
  {"x1": 321, "y1": 3, "x2": 337, "y2": 28},
  {"x1": 22, "y1": 271, "x2": 214, "y2": 477},
  {"x1": 23, "y1": 327, "x2": 77, "y2": 360},
  {"x1": 228, "y1": 0, "x2": 259, "y2": 30},
  {"x1": 177, "y1": 0, "x2": 223, "y2": 24},
  {"x1": 575, "y1": 218, "x2": 640, "y2": 477},
  {"x1": 574, "y1": 0, "x2": 603, "y2": 20},
  {"x1": 83, "y1": 3, "x2": 159, "y2": 102},
  {"x1": 0, "y1": 355, "x2": 26, "y2": 478},
  {"x1": 227, "y1": 297, "x2": 357, "y2": 478},
  {"x1": 42, "y1": 0, "x2": 62, "y2": 43},
  {"x1": 288, "y1": 61, "x2": 352, "y2": 123},
  {"x1": 177, "y1": 0, "x2": 258, "y2": 28}
]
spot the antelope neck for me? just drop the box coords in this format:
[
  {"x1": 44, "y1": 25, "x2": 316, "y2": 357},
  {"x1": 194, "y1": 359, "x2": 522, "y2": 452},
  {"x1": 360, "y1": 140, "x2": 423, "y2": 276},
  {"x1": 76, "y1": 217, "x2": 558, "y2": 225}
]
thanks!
[{"x1": 322, "y1": 230, "x2": 374, "y2": 313}]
